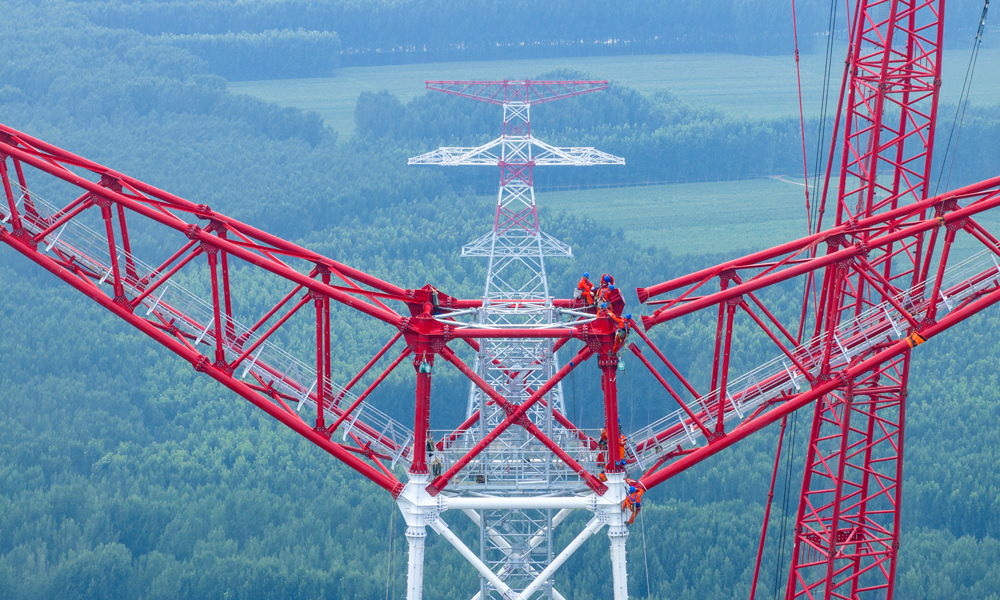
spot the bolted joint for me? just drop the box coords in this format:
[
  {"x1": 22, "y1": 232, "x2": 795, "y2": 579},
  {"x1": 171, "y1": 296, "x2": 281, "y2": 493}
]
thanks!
[
  {"x1": 598, "y1": 352, "x2": 618, "y2": 367},
  {"x1": 193, "y1": 356, "x2": 211, "y2": 372},
  {"x1": 726, "y1": 295, "x2": 743, "y2": 308},
  {"x1": 835, "y1": 371, "x2": 852, "y2": 387},
  {"x1": 854, "y1": 239, "x2": 870, "y2": 256},
  {"x1": 199, "y1": 242, "x2": 219, "y2": 256},
  {"x1": 946, "y1": 219, "x2": 966, "y2": 233},
  {"x1": 99, "y1": 174, "x2": 123, "y2": 193},
  {"x1": 195, "y1": 204, "x2": 213, "y2": 219},
  {"x1": 185, "y1": 224, "x2": 202, "y2": 240},
  {"x1": 214, "y1": 360, "x2": 233, "y2": 374}
]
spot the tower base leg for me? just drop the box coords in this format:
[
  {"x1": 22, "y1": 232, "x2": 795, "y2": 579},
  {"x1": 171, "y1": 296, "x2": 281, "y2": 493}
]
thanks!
[
  {"x1": 604, "y1": 473, "x2": 629, "y2": 600},
  {"x1": 608, "y1": 521, "x2": 629, "y2": 600},
  {"x1": 406, "y1": 525, "x2": 426, "y2": 600}
]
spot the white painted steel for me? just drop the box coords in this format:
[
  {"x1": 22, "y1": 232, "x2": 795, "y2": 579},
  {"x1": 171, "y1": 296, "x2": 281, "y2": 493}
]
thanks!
[
  {"x1": 604, "y1": 473, "x2": 630, "y2": 600},
  {"x1": 430, "y1": 516, "x2": 518, "y2": 600},
  {"x1": 405, "y1": 526, "x2": 426, "y2": 600},
  {"x1": 517, "y1": 516, "x2": 606, "y2": 600},
  {"x1": 442, "y1": 496, "x2": 593, "y2": 511}
]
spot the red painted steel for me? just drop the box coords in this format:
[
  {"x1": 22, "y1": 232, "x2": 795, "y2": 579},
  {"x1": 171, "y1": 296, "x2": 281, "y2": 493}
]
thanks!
[
  {"x1": 425, "y1": 80, "x2": 608, "y2": 106},
  {"x1": 0, "y1": 122, "x2": 621, "y2": 503}
]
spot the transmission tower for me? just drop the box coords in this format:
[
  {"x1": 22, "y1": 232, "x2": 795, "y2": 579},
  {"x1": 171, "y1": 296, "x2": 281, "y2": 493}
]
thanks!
[{"x1": 408, "y1": 80, "x2": 624, "y2": 600}]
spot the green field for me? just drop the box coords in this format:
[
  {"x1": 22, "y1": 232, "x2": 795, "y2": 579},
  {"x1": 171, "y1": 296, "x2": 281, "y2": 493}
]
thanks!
[
  {"x1": 535, "y1": 177, "x2": 811, "y2": 256},
  {"x1": 537, "y1": 177, "x2": 1000, "y2": 260},
  {"x1": 230, "y1": 47, "x2": 1000, "y2": 137}
]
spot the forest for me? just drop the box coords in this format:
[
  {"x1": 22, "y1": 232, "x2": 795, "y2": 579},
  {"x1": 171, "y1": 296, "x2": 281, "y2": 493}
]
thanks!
[{"x1": 2, "y1": 0, "x2": 1000, "y2": 598}]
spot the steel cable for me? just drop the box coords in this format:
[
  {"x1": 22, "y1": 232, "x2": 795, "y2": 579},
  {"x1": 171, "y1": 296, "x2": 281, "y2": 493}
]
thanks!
[{"x1": 935, "y1": 0, "x2": 991, "y2": 197}]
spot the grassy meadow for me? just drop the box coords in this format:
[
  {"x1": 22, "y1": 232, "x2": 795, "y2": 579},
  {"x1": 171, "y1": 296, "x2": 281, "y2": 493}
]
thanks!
[
  {"x1": 230, "y1": 46, "x2": 1000, "y2": 137},
  {"x1": 535, "y1": 177, "x2": 811, "y2": 256}
]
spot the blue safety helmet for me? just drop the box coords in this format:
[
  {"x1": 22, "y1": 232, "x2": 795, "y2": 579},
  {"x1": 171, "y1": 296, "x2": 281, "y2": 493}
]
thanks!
[
  {"x1": 625, "y1": 313, "x2": 631, "y2": 320},
  {"x1": 619, "y1": 459, "x2": 627, "y2": 466},
  {"x1": 609, "y1": 285, "x2": 615, "y2": 291},
  {"x1": 629, "y1": 486, "x2": 637, "y2": 493},
  {"x1": 604, "y1": 275, "x2": 611, "y2": 283},
  {"x1": 601, "y1": 302, "x2": 608, "y2": 309},
  {"x1": 583, "y1": 271, "x2": 590, "y2": 278}
]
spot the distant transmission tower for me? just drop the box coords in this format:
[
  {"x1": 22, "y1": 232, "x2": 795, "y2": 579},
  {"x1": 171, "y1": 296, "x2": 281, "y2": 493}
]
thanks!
[{"x1": 409, "y1": 80, "x2": 624, "y2": 600}]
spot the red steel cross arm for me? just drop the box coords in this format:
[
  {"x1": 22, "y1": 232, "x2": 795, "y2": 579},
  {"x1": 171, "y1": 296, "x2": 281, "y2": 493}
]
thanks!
[{"x1": 638, "y1": 280, "x2": 1000, "y2": 492}]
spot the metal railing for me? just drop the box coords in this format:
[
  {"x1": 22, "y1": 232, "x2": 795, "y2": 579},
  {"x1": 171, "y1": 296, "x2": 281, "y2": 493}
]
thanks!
[
  {"x1": 627, "y1": 249, "x2": 1000, "y2": 470},
  {"x1": 14, "y1": 185, "x2": 415, "y2": 466}
]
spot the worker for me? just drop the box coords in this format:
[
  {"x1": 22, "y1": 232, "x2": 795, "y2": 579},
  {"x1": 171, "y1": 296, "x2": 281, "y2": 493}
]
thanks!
[
  {"x1": 597, "y1": 427, "x2": 608, "y2": 464},
  {"x1": 622, "y1": 479, "x2": 646, "y2": 525},
  {"x1": 431, "y1": 456, "x2": 443, "y2": 478},
  {"x1": 594, "y1": 274, "x2": 615, "y2": 306},
  {"x1": 426, "y1": 431, "x2": 435, "y2": 458},
  {"x1": 612, "y1": 313, "x2": 632, "y2": 354},
  {"x1": 575, "y1": 272, "x2": 595, "y2": 305},
  {"x1": 619, "y1": 433, "x2": 628, "y2": 464}
]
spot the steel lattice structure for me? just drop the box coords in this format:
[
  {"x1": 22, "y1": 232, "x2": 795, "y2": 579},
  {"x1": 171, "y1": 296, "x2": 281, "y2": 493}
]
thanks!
[
  {"x1": 2, "y1": 0, "x2": 1000, "y2": 597},
  {"x1": 408, "y1": 79, "x2": 623, "y2": 600}
]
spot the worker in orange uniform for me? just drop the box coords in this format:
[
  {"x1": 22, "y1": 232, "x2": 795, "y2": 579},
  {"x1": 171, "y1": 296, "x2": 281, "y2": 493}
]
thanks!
[
  {"x1": 612, "y1": 313, "x2": 632, "y2": 354},
  {"x1": 594, "y1": 274, "x2": 614, "y2": 306},
  {"x1": 597, "y1": 427, "x2": 608, "y2": 464},
  {"x1": 575, "y1": 272, "x2": 595, "y2": 305},
  {"x1": 622, "y1": 479, "x2": 646, "y2": 525}
]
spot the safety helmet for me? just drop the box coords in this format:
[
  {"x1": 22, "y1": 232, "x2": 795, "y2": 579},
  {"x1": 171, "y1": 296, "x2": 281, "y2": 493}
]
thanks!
[
  {"x1": 604, "y1": 275, "x2": 611, "y2": 283},
  {"x1": 583, "y1": 271, "x2": 590, "y2": 278},
  {"x1": 609, "y1": 285, "x2": 615, "y2": 290},
  {"x1": 601, "y1": 302, "x2": 608, "y2": 309},
  {"x1": 629, "y1": 486, "x2": 637, "y2": 493},
  {"x1": 625, "y1": 313, "x2": 631, "y2": 320}
]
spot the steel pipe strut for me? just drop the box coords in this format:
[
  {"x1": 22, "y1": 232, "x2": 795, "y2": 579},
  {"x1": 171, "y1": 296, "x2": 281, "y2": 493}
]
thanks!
[
  {"x1": 429, "y1": 516, "x2": 518, "y2": 600},
  {"x1": 518, "y1": 516, "x2": 605, "y2": 600}
]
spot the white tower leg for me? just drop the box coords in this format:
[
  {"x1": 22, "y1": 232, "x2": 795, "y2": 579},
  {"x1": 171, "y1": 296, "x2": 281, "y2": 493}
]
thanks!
[
  {"x1": 398, "y1": 475, "x2": 433, "y2": 600},
  {"x1": 405, "y1": 524, "x2": 427, "y2": 600},
  {"x1": 608, "y1": 521, "x2": 629, "y2": 600},
  {"x1": 603, "y1": 473, "x2": 629, "y2": 600}
]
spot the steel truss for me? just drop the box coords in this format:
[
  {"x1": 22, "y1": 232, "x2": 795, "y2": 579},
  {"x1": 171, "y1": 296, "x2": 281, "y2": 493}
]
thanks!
[{"x1": 2, "y1": 1, "x2": 1000, "y2": 596}]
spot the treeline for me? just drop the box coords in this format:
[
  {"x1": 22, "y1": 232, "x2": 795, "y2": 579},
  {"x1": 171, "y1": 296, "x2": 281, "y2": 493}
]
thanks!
[
  {"x1": 161, "y1": 29, "x2": 340, "y2": 81},
  {"x1": 356, "y1": 78, "x2": 1000, "y2": 192},
  {"x1": 0, "y1": 7, "x2": 328, "y2": 146},
  {"x1": 73, "y1": 0, "x2": 994, "y2": 71},
  {"x1": 78, "y1": 0, "x2": 829, "y2": 65}
]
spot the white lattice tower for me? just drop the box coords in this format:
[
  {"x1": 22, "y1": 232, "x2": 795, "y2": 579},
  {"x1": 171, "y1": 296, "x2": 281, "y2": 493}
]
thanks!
[{"x1": 409, "y1": 80, "x2": 624, "y2": 600}]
